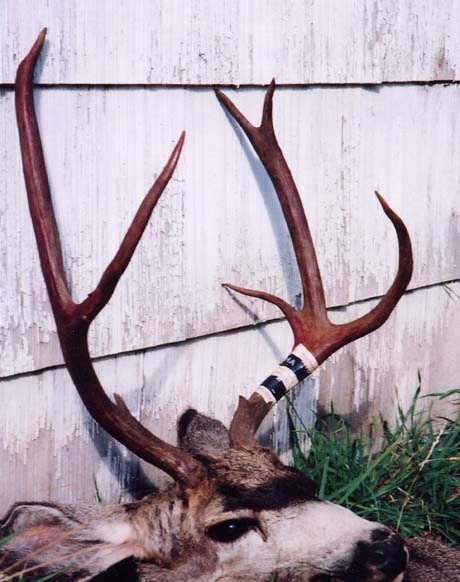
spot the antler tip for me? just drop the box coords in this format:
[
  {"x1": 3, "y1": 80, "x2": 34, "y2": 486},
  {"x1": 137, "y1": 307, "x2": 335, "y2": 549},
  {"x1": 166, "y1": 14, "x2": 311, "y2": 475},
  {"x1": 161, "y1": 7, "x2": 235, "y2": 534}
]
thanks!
[
  {"x1": 213, "y1": 86, "x2": 227, "y2": 106},
  {"x1": 33, "y1": 28, "x2": 48, "y2": 52},
  {"x1": 262, "y1": 80, "x2": 276, "y2": 125},
  {"x1": 113, "y1": 393, "x2": 130, "y2": 413},
  {"x1": 17, "y1": 28, "x2": 48, "y2": 76},
  {"x1": 374, "y1": 190, "x2": 384, "y2": 204},
  {"x1": 222, "y1": 282, "x2": 245, "y2": 295},
  {"x1": 177, "y1": 130, "x2": 186, "y2": 147},
  {"x1": 374, "y1": 191, "x2": 396, "y2": 220},
  {"x1": 168, "y1": 130, "x2": 186, "y2": 166},
  {"x1": 222, "y1": 282, "x2": 245, "y2": 294}
]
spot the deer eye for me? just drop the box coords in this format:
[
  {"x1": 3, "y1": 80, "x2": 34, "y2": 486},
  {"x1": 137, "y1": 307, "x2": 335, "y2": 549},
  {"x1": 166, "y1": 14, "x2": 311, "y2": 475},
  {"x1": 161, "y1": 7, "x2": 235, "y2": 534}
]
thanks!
[{"x1": 206, "y1": 518, "x2": 260, "y2": 543}]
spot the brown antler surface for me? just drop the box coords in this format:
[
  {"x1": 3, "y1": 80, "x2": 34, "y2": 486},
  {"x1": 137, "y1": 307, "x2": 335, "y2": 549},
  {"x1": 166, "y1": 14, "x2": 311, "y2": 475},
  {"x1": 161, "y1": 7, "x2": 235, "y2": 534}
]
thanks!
[
  {"x1": 16, "y1": 29, "x2": 204, "y2": 486},
  {"x1": 215, "y1": 81, "x2": 413, "y2": 445}
]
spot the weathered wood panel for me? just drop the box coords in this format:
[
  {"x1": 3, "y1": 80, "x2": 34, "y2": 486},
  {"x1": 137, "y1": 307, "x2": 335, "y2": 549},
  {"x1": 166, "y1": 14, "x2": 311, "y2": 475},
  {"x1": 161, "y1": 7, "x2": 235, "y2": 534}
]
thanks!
[
  {"x1": 1, "y1": 1, "x2": 460, "y2": 85},
  {"x1": 1, "y1": 282, "x2": 458, "y2": 514},
  {"x1": 2, "y1": 84, "x2": 460, "y2": 376}
]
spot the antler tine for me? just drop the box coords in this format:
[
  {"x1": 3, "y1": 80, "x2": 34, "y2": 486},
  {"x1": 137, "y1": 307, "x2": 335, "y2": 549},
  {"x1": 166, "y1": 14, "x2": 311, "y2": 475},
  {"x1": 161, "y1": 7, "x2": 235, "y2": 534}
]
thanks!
[
  {"x1": 215, "y1": 82, "x2": 413, "y2": 446},
  {"x1": 331, "y1": 192, "x2": 413, "y2": 352},
  {"x1": 15, "y1": 29, "x2": 71, "y2": 310},
  {"x1": 80, "y1": 132, "x2": 185, "y2": 323},
  {"x1": 16, "y1": 30, "x2": 204, "y2": 487},
  {"x1": 215, "y1": 80, "x2": 328, "y2": 324}
]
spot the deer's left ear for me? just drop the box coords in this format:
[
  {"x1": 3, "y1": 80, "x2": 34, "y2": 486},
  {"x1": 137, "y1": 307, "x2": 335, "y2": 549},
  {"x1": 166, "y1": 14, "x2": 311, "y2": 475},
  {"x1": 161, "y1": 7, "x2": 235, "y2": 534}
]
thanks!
[
  {"x1": 178, "y1": 409, "x2": 230, "y2": 456},
  {"x1": 1, "y1": 502, "x2": 137, "y2": 581},
  {"x1": 1, "y1": 501, "x2": 82, "y2": 533}
]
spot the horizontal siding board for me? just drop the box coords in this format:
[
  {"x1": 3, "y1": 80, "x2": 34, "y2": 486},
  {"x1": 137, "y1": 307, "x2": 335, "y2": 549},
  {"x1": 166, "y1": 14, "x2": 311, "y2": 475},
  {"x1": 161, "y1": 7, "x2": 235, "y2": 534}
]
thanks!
[
  {"x1": 1, "y1": 0, "x2": 460, "y2": 85},
  {"x1": 2, "y1": 84, "x2": 460, "y2": 376},
  {"x1": 1, "y1": 282, "x2": 458, "y2": 513}
]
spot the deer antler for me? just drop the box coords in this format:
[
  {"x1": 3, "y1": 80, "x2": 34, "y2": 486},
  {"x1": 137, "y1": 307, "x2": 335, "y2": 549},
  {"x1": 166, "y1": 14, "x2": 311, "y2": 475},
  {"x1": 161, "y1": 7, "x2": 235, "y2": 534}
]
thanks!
[
  {"x1": 16, "y1": 29, "x2": 205, "y2": 487},
  {"x1": 215, "y1": 80, "x2": 413, "y2": 446}
]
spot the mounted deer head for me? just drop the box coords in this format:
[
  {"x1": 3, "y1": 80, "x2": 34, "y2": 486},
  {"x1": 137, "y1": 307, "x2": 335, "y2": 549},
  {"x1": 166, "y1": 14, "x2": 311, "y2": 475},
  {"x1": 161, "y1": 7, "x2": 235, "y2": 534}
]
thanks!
[{"x1": 1, "y1": 30, "x2": 413, "y2": 582}]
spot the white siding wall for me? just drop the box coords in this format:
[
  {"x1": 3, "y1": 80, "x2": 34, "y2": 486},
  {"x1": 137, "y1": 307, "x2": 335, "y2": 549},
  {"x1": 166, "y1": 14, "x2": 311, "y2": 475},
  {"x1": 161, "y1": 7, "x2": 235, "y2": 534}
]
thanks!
[{"x1": 1, "y1": 1, "x2": 459, "y2": 512}]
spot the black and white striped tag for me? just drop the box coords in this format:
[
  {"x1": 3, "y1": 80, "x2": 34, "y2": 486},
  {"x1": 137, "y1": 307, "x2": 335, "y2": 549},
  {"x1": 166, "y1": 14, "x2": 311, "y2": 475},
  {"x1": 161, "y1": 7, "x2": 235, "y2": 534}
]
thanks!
[{"x1": 256, "y1": 344, "x2": 318, "y2": 404}]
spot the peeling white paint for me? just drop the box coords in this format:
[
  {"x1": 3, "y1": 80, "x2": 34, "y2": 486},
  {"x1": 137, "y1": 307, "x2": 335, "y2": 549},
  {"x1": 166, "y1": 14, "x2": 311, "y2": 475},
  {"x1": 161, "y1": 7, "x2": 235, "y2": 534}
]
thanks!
[
  {"x1": 1, "y1": 1, "x2": 460, "y2": 84},
  {"x1": 2, "y1": 85, "x2": 460, "y2": 376}
]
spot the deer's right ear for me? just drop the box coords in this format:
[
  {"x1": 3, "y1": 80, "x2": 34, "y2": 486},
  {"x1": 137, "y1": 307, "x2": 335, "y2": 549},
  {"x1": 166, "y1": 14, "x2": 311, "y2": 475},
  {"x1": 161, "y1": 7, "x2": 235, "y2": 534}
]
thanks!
[{"x1": 178, "y1": 409, "x2": 230, "y2": 457}]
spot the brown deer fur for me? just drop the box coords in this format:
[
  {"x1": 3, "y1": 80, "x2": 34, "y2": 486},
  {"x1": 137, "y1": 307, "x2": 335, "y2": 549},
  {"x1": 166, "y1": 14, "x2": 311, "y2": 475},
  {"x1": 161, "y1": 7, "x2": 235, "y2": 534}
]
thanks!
[
  {"x1": 404, "y1": 538, "x2": 460, "y2": 581},
  {"x1": 2, "y1": 410, "x2": 459, "y2": 581}
]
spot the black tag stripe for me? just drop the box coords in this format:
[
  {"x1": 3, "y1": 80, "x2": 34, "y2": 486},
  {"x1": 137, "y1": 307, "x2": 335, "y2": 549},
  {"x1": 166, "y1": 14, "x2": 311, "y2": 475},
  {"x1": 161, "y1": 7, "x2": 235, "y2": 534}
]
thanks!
[
  {"x1": 260, "y1": 351, "x2": 313, "y2": 403},
  {"x1": 260, "y1": 375, "x2": 288, "y2": 402},
  {"x1": 280, "y1": 353, "x2": 310, "y2": 382}
]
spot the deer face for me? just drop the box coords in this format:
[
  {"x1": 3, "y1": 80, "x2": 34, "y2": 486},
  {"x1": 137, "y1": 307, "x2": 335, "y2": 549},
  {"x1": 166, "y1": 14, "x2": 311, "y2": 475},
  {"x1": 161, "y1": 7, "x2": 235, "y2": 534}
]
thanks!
[
  {"x1": 173, "y1": 411, "x2": 407, "y2": 581},
  {"x1": 1, "y1": 410, "x2": 407, "y2": 581}
]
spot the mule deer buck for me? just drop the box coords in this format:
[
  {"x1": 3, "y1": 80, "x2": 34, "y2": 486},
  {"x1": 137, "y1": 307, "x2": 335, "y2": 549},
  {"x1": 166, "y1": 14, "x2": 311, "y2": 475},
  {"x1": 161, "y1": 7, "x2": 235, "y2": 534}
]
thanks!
[{"x1": 2, "y1": 29, "x2": 458, "y2": 582}]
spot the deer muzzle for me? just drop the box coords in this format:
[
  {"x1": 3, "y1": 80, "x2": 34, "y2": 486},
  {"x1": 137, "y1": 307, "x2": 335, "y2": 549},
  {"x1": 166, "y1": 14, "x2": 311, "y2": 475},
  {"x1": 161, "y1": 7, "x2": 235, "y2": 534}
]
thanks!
[{"x1": 346, "y1": 529, "x2": 408, "y2": 581}]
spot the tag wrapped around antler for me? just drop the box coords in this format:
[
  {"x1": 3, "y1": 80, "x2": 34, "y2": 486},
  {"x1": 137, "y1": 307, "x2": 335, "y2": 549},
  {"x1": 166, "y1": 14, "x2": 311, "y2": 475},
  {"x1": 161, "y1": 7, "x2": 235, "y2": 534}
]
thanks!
[
  {"x1": 256, "y1": 344, "x2": 319, "y2": 405},
  {"x1": 216, "y1": 81, "x2": 413, "y2": 443}
]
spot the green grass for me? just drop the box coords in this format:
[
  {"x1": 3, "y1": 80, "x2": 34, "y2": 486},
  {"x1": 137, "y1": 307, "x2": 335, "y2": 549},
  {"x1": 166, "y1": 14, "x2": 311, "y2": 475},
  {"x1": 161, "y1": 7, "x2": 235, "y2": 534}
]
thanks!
[{"x1": 292, "y1": 387, "x2": 460, "y2": 545}]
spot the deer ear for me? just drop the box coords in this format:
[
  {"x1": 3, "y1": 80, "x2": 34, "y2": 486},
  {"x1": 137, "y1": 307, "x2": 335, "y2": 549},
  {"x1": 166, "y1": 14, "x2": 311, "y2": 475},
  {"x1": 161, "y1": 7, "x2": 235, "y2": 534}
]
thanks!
[
  {"x1": 178, "y1": 409, "x2": 230, "y2": 456},
  {"x1": 1, "y1": 502, "x2": 137, "y2": 581},
  {"x1": 1, "y1": 501, "x2": 82, "y2": 532}
]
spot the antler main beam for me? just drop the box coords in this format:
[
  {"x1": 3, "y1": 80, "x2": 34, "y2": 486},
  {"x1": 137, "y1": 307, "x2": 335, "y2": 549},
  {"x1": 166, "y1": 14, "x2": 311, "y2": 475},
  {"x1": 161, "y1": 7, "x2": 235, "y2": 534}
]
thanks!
[
  {"x1": 215, "y1": 81, "x2": 413, "y2": 443},
  {"x1": 16, "y1": 29, "x2": 204, "y2": 486}
]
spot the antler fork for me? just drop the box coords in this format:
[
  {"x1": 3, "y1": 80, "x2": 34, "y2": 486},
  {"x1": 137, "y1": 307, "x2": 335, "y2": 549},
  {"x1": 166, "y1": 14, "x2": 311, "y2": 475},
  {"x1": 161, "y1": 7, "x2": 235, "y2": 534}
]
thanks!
[
  {"x1": 16, "y1": 29, "x2": 204, "y2": 486},
  {"x1": 215, "y1": 81, "x2": 413, "y2": 445}
]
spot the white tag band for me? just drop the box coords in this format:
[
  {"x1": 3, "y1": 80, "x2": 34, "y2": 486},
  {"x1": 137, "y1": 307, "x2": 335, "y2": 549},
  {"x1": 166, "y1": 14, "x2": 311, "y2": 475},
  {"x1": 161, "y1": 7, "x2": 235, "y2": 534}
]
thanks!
[{"x1": 255, "y1": 344, "x2": 318, "y2": 404}]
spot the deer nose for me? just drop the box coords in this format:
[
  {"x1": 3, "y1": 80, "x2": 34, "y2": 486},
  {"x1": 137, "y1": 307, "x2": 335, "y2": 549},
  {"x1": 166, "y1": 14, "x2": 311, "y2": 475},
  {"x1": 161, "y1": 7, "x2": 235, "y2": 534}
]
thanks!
[
  {"x1": 354, "y1": 530, "x2": 408, "y2": 579},
  {"x1": 368, "y1": 537, "x2": 404, "y2": 568}
]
